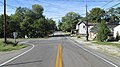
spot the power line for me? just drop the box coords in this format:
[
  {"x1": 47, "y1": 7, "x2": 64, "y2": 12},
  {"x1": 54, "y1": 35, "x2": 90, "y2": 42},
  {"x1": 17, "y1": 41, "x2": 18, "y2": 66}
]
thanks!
[
  {"x1": 0, "y1": 1, "x2": 16, "y2": 10},
  {"x1": 34, "y1": 0, "x2": 64, "y2": 9},
  {"x1": 55, "y1": 0, "x2": 119, "y2": 2},
  {"x1": 7, "y1": 4, "x2": 16, "y2": 10},
  {"x1": 106, "y1": 3, "x2": 120, "y2": 10},
  {"x1": 101, "y1": 0, "x2": 113, "y2": 8}
]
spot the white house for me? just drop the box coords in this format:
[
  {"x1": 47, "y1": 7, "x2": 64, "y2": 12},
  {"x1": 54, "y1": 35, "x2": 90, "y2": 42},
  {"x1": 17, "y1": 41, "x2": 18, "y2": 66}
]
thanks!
[
  {"x1": 107, "y1": 22, "x2": 119, "y2": 33},
  {"x1": 76, "y1": 21, "x2": 86, "y2": 35},
  {"x1": 114, "y1": 25, "x2": 120, "y2": 38},
  {"x1": 76, "y1": 21, "x2": 119, "y2": 40},
  {"x1": 76, "y1": 21, "x2": 95, "y2": 35}
]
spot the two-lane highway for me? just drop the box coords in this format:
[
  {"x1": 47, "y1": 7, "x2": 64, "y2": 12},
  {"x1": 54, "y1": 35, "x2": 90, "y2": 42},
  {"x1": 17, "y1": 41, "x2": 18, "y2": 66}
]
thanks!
[{"x1": 0, "y1": 34, "x2": 119, "y2": 67}]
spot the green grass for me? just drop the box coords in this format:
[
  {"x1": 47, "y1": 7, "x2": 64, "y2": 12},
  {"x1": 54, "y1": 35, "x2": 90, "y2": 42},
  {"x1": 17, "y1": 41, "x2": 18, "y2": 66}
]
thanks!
[
  {"x1": 92, "y1": 41, "x2": 120, "y2": 48},
  {"x1": 0, "y1": 40, "x2": 27, "y2": 52}
]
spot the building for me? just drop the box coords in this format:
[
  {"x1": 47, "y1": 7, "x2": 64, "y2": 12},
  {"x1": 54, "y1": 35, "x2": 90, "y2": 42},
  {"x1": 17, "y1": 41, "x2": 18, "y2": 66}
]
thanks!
[
  {"x1": 76, "y1": 21, "x2": 119, "y2": 40},
  {"x1": 76, "y1": 21, "x2": 95, "y2": 36},
  {"x1": 107, "y1": 22, "x2": 119, "y2": 33},
  {"x1": 114, "y1": 25, "x2": 120, "y2": 38}
]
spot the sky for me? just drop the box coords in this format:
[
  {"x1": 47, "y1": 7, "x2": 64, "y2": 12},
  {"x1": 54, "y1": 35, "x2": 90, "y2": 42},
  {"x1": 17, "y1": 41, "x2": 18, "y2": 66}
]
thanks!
[{"x1": 0, "y1": 0, "x2": 120, "y2": 24}]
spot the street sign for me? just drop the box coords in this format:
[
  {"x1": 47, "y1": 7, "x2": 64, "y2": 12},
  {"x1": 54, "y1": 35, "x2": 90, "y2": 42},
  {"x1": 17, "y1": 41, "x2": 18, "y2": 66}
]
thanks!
[
  {"x1": 13, "y1": 32, "x2": 18, "y2": 38},
  {"x1": 13, "y1": 32, "x2": 18, "y2": 43}
]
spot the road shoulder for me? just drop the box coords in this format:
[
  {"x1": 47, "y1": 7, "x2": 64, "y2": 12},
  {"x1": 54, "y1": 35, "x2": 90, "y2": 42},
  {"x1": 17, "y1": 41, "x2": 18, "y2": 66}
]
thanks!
[{"x1": 68, "y1": 37, "x2": 120, "y2": 66}]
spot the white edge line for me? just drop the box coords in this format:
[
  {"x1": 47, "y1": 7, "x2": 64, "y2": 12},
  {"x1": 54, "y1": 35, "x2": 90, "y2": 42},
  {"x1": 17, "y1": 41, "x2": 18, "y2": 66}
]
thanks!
[
  {"x1": 68, "y1": 38, "x2": 118, "y2": 67},
  {"x1": 0, "y1": 41, "x2": 35, "y2": 67}
]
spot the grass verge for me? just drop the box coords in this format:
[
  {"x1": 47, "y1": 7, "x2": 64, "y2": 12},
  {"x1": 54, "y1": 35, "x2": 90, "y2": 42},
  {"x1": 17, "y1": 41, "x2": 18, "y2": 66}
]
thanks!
[
  {"x1": 92, "y1": 41, "x2": 120, "y2": 48},
  {"x1": 0, "y1": 40, "x2": 27, "y2": 52}
]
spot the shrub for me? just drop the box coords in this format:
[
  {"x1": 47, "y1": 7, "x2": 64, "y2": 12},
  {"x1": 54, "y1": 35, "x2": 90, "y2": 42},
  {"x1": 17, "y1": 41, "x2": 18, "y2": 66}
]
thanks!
[
  {"x1": 77, "y1": 35, "x2": 81, "y2": 38},
  {"x1": 97, "y1": 21, "x2": 111, "y2": 42}
]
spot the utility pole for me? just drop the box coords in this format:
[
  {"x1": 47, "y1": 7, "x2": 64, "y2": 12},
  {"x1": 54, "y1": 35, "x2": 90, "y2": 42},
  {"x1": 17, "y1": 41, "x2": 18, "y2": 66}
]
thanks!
[
  {"x1": 86, "y1": 4, "x2": 89, "y2": 41},
  {"x1": 4, "y1": 0, "x2": 7, "y2": 43}
]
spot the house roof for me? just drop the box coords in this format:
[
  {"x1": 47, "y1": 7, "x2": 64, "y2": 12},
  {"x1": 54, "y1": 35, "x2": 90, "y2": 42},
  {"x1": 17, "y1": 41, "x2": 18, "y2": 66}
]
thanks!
[
  {"x1": 106, "y1": 22, "x2": 120, "y2": 25},
  {"x1": 77, "y1": 21, "x2": 119, "y2": 26},
  {"x1": 114, "y1": 25, "x2": 120, "y2": 29},
  {"x1": 90, "y1": 22, "x2": 119, "y2": 33},
  {"x1": 77, "y1": 21, "x2": 96, "y2": 26}
]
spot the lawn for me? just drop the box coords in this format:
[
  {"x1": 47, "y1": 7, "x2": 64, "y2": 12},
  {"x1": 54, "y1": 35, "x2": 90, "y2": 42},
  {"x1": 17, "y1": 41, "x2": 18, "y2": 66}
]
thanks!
[
  {"x1": 92, "y1": 41, "x2": 120, "y2": 48},
  {"x1": 0, "y1": 39, "x2": 27, "y2": 52}
]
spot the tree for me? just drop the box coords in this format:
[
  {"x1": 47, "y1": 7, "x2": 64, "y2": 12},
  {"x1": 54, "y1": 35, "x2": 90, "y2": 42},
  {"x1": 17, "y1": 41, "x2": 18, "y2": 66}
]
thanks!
[
  {"x1": 0, "y1": 15, "x2": 4, "y2": 37},
  {"x1": 105, "y1": 7, "x2": 120, "y2": 23},
  {"x1": 97, "y1": 21, "x2": 110, "y2": 42},
  {"x1": 88, "y1": 8, "x2": 105, "y2": 23},
  {"x1": 60, "y1": 12, "x2": 81, "y2": 32},
  {"x1": 0, "y1": 15, "x2": 13, "y2": 38},
  {"x1": 32, "y1": 4, "x2": 44, "y2": 19},
  {"x1": 4, "y1": 4, "x2": 56, "y2": 38},
  {"x1": 47, "y1": 18, "x2": 56, "y2": 33},
  {"x1": 0, "y1": 4, "x2": 56, "y2": 38},
  {"x1": 58, "y1": 20, "x2": 63, "y2": 31},
  {"x1": 33, "y1": 18, "x2": 48, "y2": 37},
  {"x1": 20, "y1": 16, "x2": 34, "y2": 37}
]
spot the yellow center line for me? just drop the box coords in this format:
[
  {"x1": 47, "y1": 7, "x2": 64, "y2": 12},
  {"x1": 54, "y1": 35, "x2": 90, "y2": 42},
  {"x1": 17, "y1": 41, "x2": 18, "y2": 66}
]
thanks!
[
  {"x1": 55, "y1": 44, "x2": 63, "y2": 67},
  {"x1": 59, "y1": 45, "x2": 63, "y2": 67},
  {"x1": 55, "y1": 45, "x2": 59, "y2": 67}
]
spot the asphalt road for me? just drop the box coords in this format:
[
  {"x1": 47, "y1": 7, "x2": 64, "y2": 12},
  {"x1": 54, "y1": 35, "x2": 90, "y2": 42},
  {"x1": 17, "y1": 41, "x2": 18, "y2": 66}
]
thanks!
[{"x1": 1, "y1": 33, "x2": 118, "y2": 67}]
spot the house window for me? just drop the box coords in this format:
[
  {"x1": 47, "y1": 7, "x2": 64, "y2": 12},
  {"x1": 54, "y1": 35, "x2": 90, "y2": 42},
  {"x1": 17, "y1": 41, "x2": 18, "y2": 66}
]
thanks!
[{"x1": 83, "y1": 26, "x2": 85, "y2": 28}]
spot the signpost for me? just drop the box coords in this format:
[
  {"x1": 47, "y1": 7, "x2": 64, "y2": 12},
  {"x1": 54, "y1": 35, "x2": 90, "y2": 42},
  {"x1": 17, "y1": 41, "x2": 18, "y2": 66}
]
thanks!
[{"x1": 13, "y1": 32, "x2": 18, "y2": 43}]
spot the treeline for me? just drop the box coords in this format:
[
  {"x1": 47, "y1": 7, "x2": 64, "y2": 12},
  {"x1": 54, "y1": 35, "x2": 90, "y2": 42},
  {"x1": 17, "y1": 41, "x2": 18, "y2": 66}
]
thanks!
[
  {"x1": 58, "y1": 12, "x2": 82, "y2": 32},
  {"x1": 0, "y1": 4, "x2": 56, "y2": 38},
  {"x1": 58, "y1": 7, "x2": 120, "y2": 32}
]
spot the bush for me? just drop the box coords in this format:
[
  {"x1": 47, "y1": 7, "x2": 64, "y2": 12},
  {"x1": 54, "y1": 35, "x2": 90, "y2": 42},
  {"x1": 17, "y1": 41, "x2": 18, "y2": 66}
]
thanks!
[
  {"x1": 97, "y1": 21, "x2": 111, "y2": 42},
  {"x1": 3, "y1": 40, "x2": 18, "y2": 46},
  {"x1": 77, "y1": 35, "x2": 81, "y2": 38}
]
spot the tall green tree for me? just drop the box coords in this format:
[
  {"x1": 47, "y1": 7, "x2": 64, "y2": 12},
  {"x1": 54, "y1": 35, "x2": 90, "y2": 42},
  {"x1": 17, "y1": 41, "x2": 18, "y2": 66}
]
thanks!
[
  {"x1": 97, "y1": 21, "x2": 110, "y2": 42},
  {"x1": 58, "y1": 20, "x2": 63, "y2": 31},
  {"x1": 105, "y1": 7, "x2": 120, "y2": 23},
  {"x1": 0, "y1": 4, "x2": 56, "y2": 38},
  {"x1": 32, "y1": 4, "x2": 44, "y2": 19},
  {"x1": 88, "y1": 8, "x2": 105, "y2": 23},
  {"x1": 0, "y1": 15, "x2": 13, "y2": 38},
  {"x1": 60, "y1": 12, "x2": 81, "y2": 32},
  {"x1": 47, "y1": 18, "x2": 56, "y2": 33},
  {"x1": 0, "y1": 15, "x2": 4, "y2": 37}
]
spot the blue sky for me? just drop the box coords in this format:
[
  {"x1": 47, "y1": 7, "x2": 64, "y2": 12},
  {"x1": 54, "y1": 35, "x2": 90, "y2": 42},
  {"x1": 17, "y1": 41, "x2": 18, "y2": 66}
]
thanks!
[{"x1": 0, "y1": 0, "x2": 120, "y2": 23}]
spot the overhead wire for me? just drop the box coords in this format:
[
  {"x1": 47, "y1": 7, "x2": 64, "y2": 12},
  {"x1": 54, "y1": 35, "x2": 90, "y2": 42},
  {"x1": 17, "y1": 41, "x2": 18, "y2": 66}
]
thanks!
[
  {"x1": 55, "y1": 0, "x2": 119, "y2": 2},
  {"x1": 0, "y1": 1, "x2": 16, "y2": 10},
  {"x1": 34, "y1": 0, "x2": 64, "y2": 9},
  {"x1": 101, "y1": 0, "x2": 113, "y2": 8},
  {"x1": 0, "y1": 0, "x2": 119, "y2": 18},
  {"x1": 106, "y1": 3, "x2": 120, "y2": 10}
]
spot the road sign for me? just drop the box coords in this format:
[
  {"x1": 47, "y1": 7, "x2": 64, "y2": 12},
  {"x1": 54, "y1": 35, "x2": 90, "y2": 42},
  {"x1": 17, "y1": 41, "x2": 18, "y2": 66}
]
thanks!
[
  {"x1": 13, "y1": 32, "x2": 18, "y2": 38},
  {"x1": 13, "y1": 32, "x2": 18, "y2": 43}
]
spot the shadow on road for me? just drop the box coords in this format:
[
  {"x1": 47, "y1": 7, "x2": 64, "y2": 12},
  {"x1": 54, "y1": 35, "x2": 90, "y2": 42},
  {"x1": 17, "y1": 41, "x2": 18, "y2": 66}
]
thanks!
[{"x1": 2, "y1": 60, "x2": 43, "y2": 67}]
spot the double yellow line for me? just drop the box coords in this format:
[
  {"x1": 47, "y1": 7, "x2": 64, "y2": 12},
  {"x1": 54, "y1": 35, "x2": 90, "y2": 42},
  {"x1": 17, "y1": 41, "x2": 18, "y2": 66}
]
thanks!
[{"x1": 55, "y1": 44, "x2": 63, "y2": 67}]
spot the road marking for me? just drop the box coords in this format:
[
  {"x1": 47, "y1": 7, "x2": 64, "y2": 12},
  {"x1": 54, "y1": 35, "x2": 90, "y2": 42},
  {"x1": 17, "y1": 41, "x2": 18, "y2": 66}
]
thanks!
[
  {"x1": 55, "y1": 44, "x2": 63, "y2": 67},
  {"x1": 69, "y1": 38, "x2": 118, "y2": 67},
  {"x1": 18, "y1": 41, "x2": 29, "y2": 44},
  {"x1": 55, "y1": 45, "x2": 59, "y2": 67},
  {"x1": 0, "y1": 41, "x2": 35, "y2": 67},
  {"x1": 59, "y1": 45, "x2": 63, "y2": 67}
]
